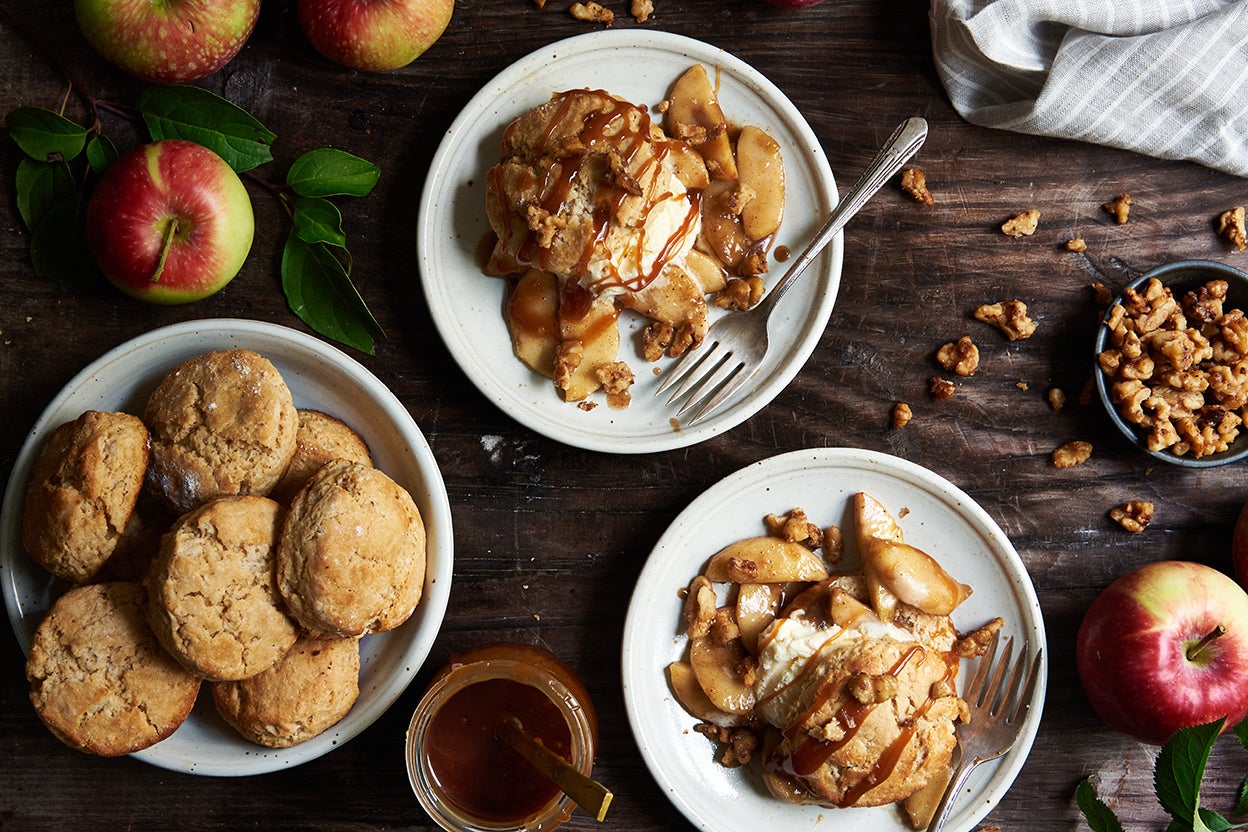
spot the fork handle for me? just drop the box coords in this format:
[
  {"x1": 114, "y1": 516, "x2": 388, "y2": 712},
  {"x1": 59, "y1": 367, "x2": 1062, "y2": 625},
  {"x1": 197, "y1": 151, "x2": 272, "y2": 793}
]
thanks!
[
  {"x1": 925, "y1": 749, "x2": 979, "y2": 832},
  {"x1": 757, "y1": 116, "x2": 928, "y2": 316}
]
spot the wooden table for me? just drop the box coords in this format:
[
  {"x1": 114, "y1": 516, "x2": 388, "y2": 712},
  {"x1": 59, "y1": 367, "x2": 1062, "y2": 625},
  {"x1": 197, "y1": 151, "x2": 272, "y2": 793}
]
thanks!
[{"x1": 2, "y1": 2, "x2": 1246, "y2": 830}]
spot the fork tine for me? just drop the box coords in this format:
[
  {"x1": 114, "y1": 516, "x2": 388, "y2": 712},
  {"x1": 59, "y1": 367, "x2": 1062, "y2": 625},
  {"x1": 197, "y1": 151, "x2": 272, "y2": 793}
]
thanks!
[
  {"x1": 983, "y1": 635, "x2": 1015, "y2": 714},
  {"x1": 684, "y1": 362, "x2": 760, "y2": 424},
  {"x1": 1008, "y1": 647, "x2": 1043, "y2": 724},
  {"x1": 964, "y1": 630, "x2": 1000, "y2": 703},
  {"x1": 667, "y1": 349, "x2": 734, "y2": 406},
  {"x1": 675, "y1": 354, "x2": 745, "y2": 416},
  {"x1": 655, "y1": 340, "x2": 721, "y2": 397}
]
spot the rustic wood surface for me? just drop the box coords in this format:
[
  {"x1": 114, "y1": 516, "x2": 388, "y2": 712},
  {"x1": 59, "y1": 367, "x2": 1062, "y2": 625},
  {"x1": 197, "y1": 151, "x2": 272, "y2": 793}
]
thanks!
[{"x1": 2, "y1": 1, "x2": 1246, "y2": 830}]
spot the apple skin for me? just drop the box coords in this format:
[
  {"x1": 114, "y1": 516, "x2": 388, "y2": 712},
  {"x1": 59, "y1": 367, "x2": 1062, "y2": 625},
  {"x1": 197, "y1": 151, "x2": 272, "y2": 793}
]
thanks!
[
  {"x1": 1076, "y1": 560, "x2": 1248, "y2": 745},
  {"x1": 86, "y1": 140, "x2": 255, "y2": 305},
  {"x1": 297, "y1": 0, "x2": 453, "y2": 72},
  {"x1": 1233, "y1": 502, "x2": 1248, "y2": 590},
  {"x1": 74, "y1": 0, "x2": 260, "y2": 84}
]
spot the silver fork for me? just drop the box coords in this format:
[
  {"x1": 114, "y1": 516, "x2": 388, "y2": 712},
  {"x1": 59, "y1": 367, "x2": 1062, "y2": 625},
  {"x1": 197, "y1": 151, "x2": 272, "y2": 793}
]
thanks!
[
  {"x1": 655, "y1": 116, "x2": 929, "y2": 424},
  {"x1": 926, "y1": 632, "x2": 1044, "y2": 832}
]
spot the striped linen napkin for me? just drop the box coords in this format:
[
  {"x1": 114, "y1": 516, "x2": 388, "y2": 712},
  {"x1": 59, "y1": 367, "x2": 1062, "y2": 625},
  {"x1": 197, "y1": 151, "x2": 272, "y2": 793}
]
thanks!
[{"x1": 929, "y1": 0, "x2": 1248, "y2": 177}]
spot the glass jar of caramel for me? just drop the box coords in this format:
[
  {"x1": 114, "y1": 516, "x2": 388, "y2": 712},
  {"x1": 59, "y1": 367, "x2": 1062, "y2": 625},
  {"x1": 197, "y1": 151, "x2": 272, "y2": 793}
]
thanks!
[{"x1": 406, "y1": 643, "x2": 599, "y2": 832}]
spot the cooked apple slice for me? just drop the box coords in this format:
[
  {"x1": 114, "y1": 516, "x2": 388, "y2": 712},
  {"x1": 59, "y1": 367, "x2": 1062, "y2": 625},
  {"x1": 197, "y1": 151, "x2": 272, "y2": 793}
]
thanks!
[
  {"x1": 685, "y1": 248, "x2": 727, "y2": 294},
  {"x1": 737, "y1": 583, "x2": 785, "y2": 654},
  {"x1": 736, "y1": 125, "x2": 785, "y2": 241},
  {"x1": 853, "y1": 492, "x2": 906, "y2": 621},
  {"x1": 555, "y1": 286, "x2": 620, "y2": 401},
  {"x1": 829, "y1": 586, "x2": 879, "y2": 629},
  {"x1": 862, "y1": 537, "x2": 973, "y2": 616},
  {"x1": 902, "y1": 766, "x2": 953, "y2": 829},
  {"x1": 667, "y1": 141, "x2": 711, "y2": 191},
  {"x1": 665, "y1": 64, "x2": 738, "y2": 182},
  {"x1": 667, "y1": 661, "x2": 744, "y2": 726},
  {"x1": 704, "y1": 536, "x2": 828, "y2": 583},
  {"x1": 617, "y1": 264, "x2": 708, "y2": 346},
  {"x1": 689, "y1": 630, "x2": 755, "y2": 714},
  {"x1": 507, "y1": 269, "x2": 559, "y2": 377},
  {"x1": 699, "y1": 179, "x2": 750, "y2": 271}
]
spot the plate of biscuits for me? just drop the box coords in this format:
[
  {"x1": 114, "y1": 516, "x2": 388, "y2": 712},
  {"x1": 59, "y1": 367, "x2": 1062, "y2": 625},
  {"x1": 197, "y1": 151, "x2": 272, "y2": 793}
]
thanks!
[
  {"x1": 418, "y1": 29, "x2": 841, "y2": 453},
  {"x1": 0, "y1": 319, "x2": 453, "y2": 776},
  {"x1": 621, "y1": 448, "x2": 1047, "y2": 832}
]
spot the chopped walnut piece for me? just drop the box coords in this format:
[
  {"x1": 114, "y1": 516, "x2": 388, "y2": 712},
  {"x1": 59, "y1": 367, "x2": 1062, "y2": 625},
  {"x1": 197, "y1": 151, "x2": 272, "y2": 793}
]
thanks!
[
  {"x1": 1078, "y1": 375, "x2": 1096, "y2": 406},
  {"x1": 630, "y1": 0, "x2": 654, "y2": 22},
  {"x1": 642, "y1": 321, "x2": 673, "y2": 361},
  {"x1": 1219, "y1": 207, "x2": 1247, "y2": 252},
  {"x1": 703, "y1": 726, "x2": 756, "y2": 768},
  {"x1": 553, "y1": 340, "x2": 584, "y2": 395},
  {"x1": 710, "y1": 608, "x2": 741, "y2": 645},
  {"x1": 936, "y1": 336, "x2": 980, "y2": 376},
  {"x1": 1109, "y1": 500, "x2": 1155, "y2": 533},
  {"x1": 713, "y1": 277, "x2": 765, "y2": 310},
  {"x1": 1047, "y1": 387, "x2": 1066, "y2": 411},
  {"x1": 1103, "y1": 193, "x2": 1132, "y2": 224},
  {"x1": 594, "y1": 361, "x2": 634, "y2": 409},
  {"x1": 724, "y1": 557, "x2": 760, "y2": 583},
  {"x1": 1001, "y1": 209, "x2": 1040, "y2": 237},
  {"x1": 849, "y1": 672, "x2": 900, "y2": 704},
  {"x1": 955, "y1": 618, "x2": 1004, "y2": 658},
  {"x1": 823, "y1": 526, "x2": 843, "y2": 563},
  {"x1": 682, "y1": 575, "x2": 716, "y2": 639},
  {"x1": 900, "y1": 167, "x2": 933, "y2": 206},
  {"x1": 930, "y1": 376, "x2": 955, "y2": 400},
  {"x1": 1090, "y1": 280, "x2": 1114, "y2": 306},
  {"x1": 892, "y1": 402, "x2": 913, "y2": 429},
  {"x1": 577, "y1": 400, "x2": 597, "y2": 412},
  {"x1": 1052, "y1": 441, "x2": 1092, "y2": 468},
  {"x1": 763, "y1": 508, "x2": 822, "y2": 549},
  {"x1": 1066, "y1": 237, "x2": 1088, "y2": 252},
  {"x1": 570, "y1": 1, "x2": 614, "y2": 23},
  {"x1": 975, "y1": 299, "x2": 1037, "y2": 341}
]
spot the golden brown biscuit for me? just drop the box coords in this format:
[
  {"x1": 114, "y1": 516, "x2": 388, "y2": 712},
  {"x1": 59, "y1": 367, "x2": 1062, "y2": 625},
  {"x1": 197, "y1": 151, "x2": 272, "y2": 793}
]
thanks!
[
  {"x1": 212, "y1": 635, "x2": 361, "y2": 747},
  {"x1": 143, "y1": 349, "x2": 298, "y2": 514},
  {"x1": 277, "y1": 459, "x2": 426, "y2": 637},
  {"x1": 268, "y1": 409, "x2": 373, "y2": 505},
  {"x1": 22, "y1": 410, "x2": 149, "y2": 583},
  {"x1": 146, "y1": 496, "x2": 298, "y2": 681},
  {"x1": 26, "y1": 582, "x2": 201, "y2": 756}
]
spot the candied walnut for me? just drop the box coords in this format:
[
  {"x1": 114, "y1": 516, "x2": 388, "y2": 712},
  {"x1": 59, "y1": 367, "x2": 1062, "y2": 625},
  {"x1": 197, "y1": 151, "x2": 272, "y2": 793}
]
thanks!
[
  {"x1": 683, "y1": 575, "x2": 716, "y2": 639},
  {"x1": 936, "y1": 336, "x2": 980, "y2": 376},
  {"x1": 1103, "y1": 193, "x2": 1132, "y2": 224},
  {"x1": 1001, "y1": 209, "x2": 1040, "y2": 237},
  {"x1": 849, "y1": 672, "x2": 900, "y2": 705},
  {"x1": 710, "y1": 608, "x2": 741, "y2": 645},
  {"x1": 577, "y1": 400, "x2": 597, "y2": 412},
  {"x1": 570, "y1": 1, "x2": 614, "y2": 23},
  {"x1": 630, "y1": 0, "x2": 654, "y2": 22},
  {"x1": 1185, "y1": 280, "x2": 1228, "y2": 325},
  {"x1": 713, "y1": 277, "x2": 764, "y2": 310},
  {"x1": 1066, "y1": 237, "x2": 1088, "y2": 252},
  {"x1": 723, "y1": 556, "x2": 759, "y2": 583},
  {"x1": 735, "y1": 654, "x2": 758, "y2": 687},
  {"x1": 1090, "y1": 280, "x2": 1114, "y2": 305},
  {"x1": 642, "y1": 321, "x2": 673, "y2": 362},
  {"x1": 1218, "y1": 207, "x2": 1247, "y2": 252},
  {"x1": 975, "y1": 299, "x2": 1037, "y2": 341},
  {"x1": 900, "y1": 167, "x2": 933, "y2": 206},
  {"x1": 1109, "y1": 500, "x2": 1155, "y2": 533},
  {"x1": 763, "y1": 508, "x2": 822, "y2": 549},
  {"x1": 1047, "y1": 387, "x2": 1066, "y2": 411},
  {"x1": 822, "y1": 526, "x2": 843, "y2": 563},
  {"x1": 553, "y1": 340, "x2": 584, "y2": 394},
  {"x1": 956, "y1": 617, "x2": 1004, "y2": 658},
  {"x1": 1221, "y1": 308, "x2": 1248, "y2": 355},
  {"x1": 594, "y1": 361, "x2": 634, "y2": 409},
  {"x1": 930, "y1": 376, "x2": 955, "y2": 400},
  {"x1": 716, "y1": 727, "x2": 758, "y2": 768},
  {"x1": 892, "y1": 402, "x2": 913, "y2": 429},
  {"x1": 1052, "y1": 440, "x2": 1092, "y2": 468}
]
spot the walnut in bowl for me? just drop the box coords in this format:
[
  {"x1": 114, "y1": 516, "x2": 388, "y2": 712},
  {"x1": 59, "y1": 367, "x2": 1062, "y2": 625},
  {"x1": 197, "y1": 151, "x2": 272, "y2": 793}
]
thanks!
[{"x1": 1094, "y1": 259, "x2": 1248, "y2": 468}]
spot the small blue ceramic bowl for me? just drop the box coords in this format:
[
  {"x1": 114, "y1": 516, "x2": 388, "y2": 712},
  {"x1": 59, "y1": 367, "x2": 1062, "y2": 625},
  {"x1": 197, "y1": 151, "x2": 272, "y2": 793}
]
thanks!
[{"x1": 1093, "y1": 259, "x2": 1248, "y2": 468}]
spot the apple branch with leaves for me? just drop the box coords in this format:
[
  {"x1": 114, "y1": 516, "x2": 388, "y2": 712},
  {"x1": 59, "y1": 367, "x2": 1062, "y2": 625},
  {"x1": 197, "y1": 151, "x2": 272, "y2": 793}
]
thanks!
[{"x1": 5, "y1": 83, "x2": 385, "y2": 354}]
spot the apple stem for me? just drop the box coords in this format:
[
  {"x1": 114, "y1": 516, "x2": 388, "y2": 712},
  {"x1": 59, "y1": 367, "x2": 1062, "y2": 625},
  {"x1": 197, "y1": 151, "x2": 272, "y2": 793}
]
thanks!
[
  {"x1": 150, "y1": 219, "x2": 180, "y2": 284},
  {"x1": 1186, "y1": 624, "x2": 1227, "y2": 662}
]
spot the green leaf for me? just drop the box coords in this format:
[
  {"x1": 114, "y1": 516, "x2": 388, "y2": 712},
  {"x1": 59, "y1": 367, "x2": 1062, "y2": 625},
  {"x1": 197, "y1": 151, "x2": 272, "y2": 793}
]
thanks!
[
  {"x1": 138, "y1": 85, "x2": 276, "y2": 172},
  {"x1": 1076, "y1": 777, "x2": 1126, "y2": 832},
  {"x1": 1197, "y1": 808, "x2": 1242, "y2": 831},
  {"x1": 5, "y1": 107, "x2": 88, "y2": 162},
  {"x1": 15, "y1": 158, "x2": 76, "y2": 232},
  {"x1": 1235, "y1": 777, "x2": 1248, "y2": 818},
  {"x1": 286, "y1": 148, "x2": 379, "y2": 197},
  {"x1": 1234, "y1": 719, "x2": 1248, "y2": 752},
  {"x1": 291, "y1": 197, "x2": 347, "y2": 247},
  {"x1": 29, "y1": 192, "x2": 95, "y2": 290},
  {"x1": 280, "y1": 233, "x2": 384, "y2": 354},
  {"x1": 85, "y1": 134, "x2": 120, "y2": 175},
  {"x1": 1156, "y1": 719, "x2": 1226, "y2": 832}
]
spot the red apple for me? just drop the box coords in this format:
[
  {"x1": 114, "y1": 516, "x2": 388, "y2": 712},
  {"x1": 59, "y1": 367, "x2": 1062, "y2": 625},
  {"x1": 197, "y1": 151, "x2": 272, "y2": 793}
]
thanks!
[
  {"x1": 1233, "y1": 502, "x2": 1248, "y2": 589},
  {"x1": 1076, "y1": 560, "x2": 1248, "y2": 745},
  {"x1": 74, "y1": 0, "x2": 260, "y2": 84},
  {"x1": 297, "y1": 0, "x2": 453, "y2": 72},
  {"x1": 86, "y1": 140, "x2": 254, "y2": 305}
]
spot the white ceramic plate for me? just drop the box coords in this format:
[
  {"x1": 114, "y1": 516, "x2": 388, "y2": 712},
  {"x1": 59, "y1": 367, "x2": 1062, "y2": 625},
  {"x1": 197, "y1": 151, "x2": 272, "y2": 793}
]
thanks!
[
  {"x1": 417, "y1": 30, "x2": 842, "y2": 453},
  {"x1": 622, "y1": 448, "x2": 1047, "y2": 832},
  {"x1": 0, "y1": 319, "x2": 454, "y2": 776}
]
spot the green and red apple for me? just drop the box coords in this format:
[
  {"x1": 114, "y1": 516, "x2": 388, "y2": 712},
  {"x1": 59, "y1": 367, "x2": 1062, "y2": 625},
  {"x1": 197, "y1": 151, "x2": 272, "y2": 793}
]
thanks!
[
  {"x1": 1076, "y1": 560, "x2": 1248, "y2": 745},
  {"x1": 74, "y1": 0, "x2": 261, "y2": 84},
  {"x1": 296, "y1": 0, "x2": 453, "y2": 72},
  {"x1": 86, "y1": 140, "x2": 254, "y2": 305}
]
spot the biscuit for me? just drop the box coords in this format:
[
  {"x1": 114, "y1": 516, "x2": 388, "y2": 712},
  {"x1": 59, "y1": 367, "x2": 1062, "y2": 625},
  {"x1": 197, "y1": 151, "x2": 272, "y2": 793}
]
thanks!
[
  {"x1": 277, "y1": 459, "x2": 426, "y2": 636},
  {"x1": 22, "y1": 410, "x2": 150, "y2": 583},
  {"x1": 146, "y1": 496, "x2": 298, "y2": 681},
  {"x1": 143, "y1": 349, "x2": 298, "y2": 515},
  {"x1": 268, "y1": 409, "x2": 373, "y2": 505},
  {"x1": 212, "y1": 635, "x2": 361, "y2": 748},
  {"x1": 26, "y1": 582, "x2": 201, "y2": 756}
]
